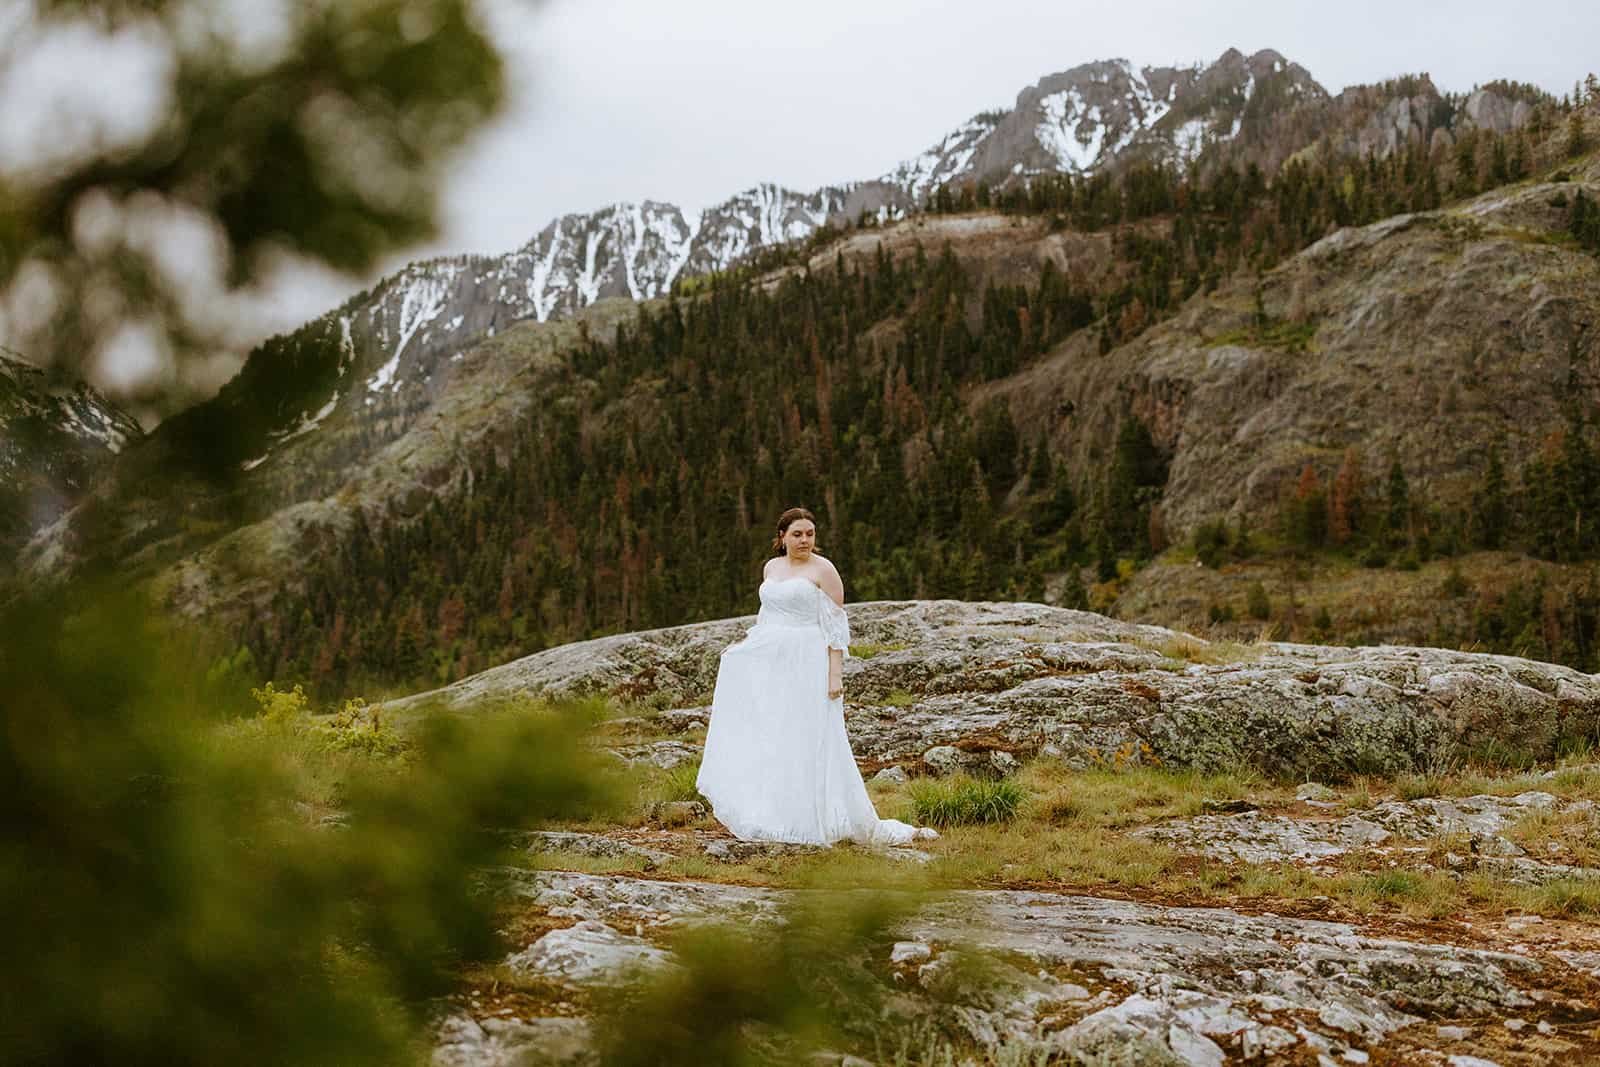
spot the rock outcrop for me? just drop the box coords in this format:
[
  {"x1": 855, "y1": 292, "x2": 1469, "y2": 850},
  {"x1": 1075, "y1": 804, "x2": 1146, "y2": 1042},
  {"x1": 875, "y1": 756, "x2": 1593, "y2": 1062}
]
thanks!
[
  {"x1": 435, "y1": 869, "x2": 1600, "y2": 1065},
  {"x1": 1135, "y1": 788, "x2": 1600, "y2": 887},
  {"x1": 390, "y1": 600, "x2": 1600, "y2": 782}
]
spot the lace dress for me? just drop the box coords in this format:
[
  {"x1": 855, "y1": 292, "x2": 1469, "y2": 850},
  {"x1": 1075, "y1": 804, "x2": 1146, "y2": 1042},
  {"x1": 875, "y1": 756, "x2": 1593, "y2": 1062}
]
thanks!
[{"x1": 696, "y1": 575, "x2": 934, "y2": 846}]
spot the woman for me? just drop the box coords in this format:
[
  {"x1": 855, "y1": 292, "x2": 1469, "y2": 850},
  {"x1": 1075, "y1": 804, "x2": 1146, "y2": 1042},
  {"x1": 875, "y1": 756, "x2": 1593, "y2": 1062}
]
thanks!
[{"x1": 696, "y1": 507, "x2": 937, "y2": 846}]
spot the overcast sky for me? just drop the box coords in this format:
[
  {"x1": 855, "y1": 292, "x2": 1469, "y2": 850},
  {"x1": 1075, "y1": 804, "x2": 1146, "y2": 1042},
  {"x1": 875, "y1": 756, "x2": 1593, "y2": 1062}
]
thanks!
[
  {"x1": 5, "y1": 0, "x2": 1598, "y2": 407},
  {"x1": 281, "y1": 0, "x2": 1599, "y2": 344},
  {"x1": 435, "y1": 0, "x2": 1596, "y2": 257}
]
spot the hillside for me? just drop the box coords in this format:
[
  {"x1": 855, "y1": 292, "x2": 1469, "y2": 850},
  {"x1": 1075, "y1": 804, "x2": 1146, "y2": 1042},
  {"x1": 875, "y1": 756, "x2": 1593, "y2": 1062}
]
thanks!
[
  {"x1": 10, "y1": 55, "x2": 1598, "y2": 701},
  {"x1": 9, "y1": 48, "x2": 1545, "y2": 569},
  {"x1": 244, "y1": 129, "x2": 1600, "y2": 694}
]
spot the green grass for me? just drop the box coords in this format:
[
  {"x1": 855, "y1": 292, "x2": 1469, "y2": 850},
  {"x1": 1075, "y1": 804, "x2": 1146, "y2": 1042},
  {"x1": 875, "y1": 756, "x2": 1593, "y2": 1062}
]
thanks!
[
  {"x1": 908, "y1": 776, "x2": 1025, "y2": 827},
  {"x1": 1206, "y1": 316, "x2": 1319, "y2": 353},
  {"x1": 1519, "y1": 877, "x2": 1600, "y2": 917},
  {"x1": 1354, "y1": 870, "x2": 1426, "y2": 901},
  {"x1": 880, "y1": 689, "x2": 916, "y2": 707},
  {"x1": 850, "y1": 642, "x2": 911, "y2": 659},
  {"x1": 655, "y1": 761, "x2": 705, "y2": 804}
]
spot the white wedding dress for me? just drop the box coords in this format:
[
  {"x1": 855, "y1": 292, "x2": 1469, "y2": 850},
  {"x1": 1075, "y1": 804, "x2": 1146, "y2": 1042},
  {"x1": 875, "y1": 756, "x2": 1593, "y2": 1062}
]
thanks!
[{"x1": 696, "y1": 575, "x2": 934, "y2": 846}]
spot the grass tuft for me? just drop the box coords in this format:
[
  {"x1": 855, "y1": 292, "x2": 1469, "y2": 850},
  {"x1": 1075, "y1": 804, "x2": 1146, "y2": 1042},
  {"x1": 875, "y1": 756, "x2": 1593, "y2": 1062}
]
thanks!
[{"x1": 908, "y1": 776, "x2": 1025, "y2": 827}]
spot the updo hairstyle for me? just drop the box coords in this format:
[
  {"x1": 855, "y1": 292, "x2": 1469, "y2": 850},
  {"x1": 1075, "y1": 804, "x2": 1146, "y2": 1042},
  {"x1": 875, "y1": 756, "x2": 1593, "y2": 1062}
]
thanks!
[{"x1": 770, "y1": 507, "x2": 817, "y2": 557}]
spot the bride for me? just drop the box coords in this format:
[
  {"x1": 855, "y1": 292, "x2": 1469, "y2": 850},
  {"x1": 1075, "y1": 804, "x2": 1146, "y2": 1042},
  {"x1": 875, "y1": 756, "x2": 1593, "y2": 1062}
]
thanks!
[{"x1": 696, "y1": 507, "x2": 937, "y2": 846}]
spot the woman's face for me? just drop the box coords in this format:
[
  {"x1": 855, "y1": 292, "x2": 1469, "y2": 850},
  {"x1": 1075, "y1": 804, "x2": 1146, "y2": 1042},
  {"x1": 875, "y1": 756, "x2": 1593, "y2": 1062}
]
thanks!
[{"x1": 783, "y1": 520, "x2": 816, "y2": 557}]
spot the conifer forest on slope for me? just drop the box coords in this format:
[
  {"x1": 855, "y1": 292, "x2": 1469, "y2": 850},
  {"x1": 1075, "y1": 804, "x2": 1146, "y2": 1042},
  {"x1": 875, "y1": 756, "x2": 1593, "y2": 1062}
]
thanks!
[{"x1": 240, "y1": 104, "x2": 1600, "y2": 699}]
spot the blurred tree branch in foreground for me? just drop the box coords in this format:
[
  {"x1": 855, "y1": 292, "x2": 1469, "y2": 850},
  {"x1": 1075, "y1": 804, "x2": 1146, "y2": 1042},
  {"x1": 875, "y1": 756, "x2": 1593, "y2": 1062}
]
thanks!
[
  {"x1": 0, "y1": 0, "x2": 504, "y2": 421},
  {"x1": 0, "y1": 577, "x2": 619, "y2": 1064}
]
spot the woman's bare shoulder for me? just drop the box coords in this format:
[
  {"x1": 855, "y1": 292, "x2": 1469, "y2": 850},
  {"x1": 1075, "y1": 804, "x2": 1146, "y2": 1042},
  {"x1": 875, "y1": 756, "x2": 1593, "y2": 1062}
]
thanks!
[{"x1": 812, "y1": 556, "x2": 844, "y2": 603}]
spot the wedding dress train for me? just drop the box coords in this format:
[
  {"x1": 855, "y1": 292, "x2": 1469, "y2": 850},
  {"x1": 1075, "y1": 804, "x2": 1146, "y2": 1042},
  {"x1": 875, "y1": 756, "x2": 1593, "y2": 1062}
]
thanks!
[{"x1": 696, "y1": 575, "x2": 935, "y2": 846}]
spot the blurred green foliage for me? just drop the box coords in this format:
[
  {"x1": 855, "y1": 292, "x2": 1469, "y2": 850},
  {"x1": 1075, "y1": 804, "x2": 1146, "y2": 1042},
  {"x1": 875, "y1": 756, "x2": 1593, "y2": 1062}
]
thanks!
[
  {"x1": 593, "y1": 892, "x2": 909, "y2": 1067},
  {"x1": 2, "y1": 0, "x2": 506, "y2": 415},
  {"x1": 0, "y1": 577, "x2": 617, "y2": 1064}
]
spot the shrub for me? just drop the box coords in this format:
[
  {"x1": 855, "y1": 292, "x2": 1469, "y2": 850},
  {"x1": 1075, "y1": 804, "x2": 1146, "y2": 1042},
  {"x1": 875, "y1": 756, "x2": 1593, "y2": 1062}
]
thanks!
[
  {"x1": 1192, "y1": 519, "x2": 1231, "y2": 568},
  {"x1": 251, "y1": 680, "x2": 310, "y2": 722},
  {"x1": 1246, "y1": 581, "x2": 1272, "y2": 620},
  {"x1": 321, "y1": 698, "x2": 409, "y2": 758},
  {"x1": 2, "y1": 580, "x2": 617, "y2": 1066}
]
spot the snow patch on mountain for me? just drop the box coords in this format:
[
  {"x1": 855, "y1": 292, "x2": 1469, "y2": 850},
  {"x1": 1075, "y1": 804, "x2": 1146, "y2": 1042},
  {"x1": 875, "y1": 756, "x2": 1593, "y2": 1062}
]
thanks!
[
  {"x1": 1174, "y1": 118, "x2": 1209, "y2": 162},
  {"x1": 1037, "y1": 90, "x2": 1105, "y2": 172},
  {"x1": 366, "y1": 265, "x2": 460, "y2": 398},
  {"x1": 885, "y1": 117, "x2": 997, "y2": 201}
]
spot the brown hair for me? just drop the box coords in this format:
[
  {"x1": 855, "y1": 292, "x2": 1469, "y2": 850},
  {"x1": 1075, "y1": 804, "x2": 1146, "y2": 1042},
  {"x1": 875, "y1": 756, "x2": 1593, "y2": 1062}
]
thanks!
[{"x1": 770, "y1": 507, "x2": 817, "y2": 557}]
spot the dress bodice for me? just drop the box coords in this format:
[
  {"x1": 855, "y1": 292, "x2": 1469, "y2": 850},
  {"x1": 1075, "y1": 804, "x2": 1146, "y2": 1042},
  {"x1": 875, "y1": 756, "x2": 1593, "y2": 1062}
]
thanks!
[
  {"x1": 757, "y1": 576, "x2": 823, "y2": 624},
  {"x1": 756, "y1": 576, "x2": 852, "y2": 656}
]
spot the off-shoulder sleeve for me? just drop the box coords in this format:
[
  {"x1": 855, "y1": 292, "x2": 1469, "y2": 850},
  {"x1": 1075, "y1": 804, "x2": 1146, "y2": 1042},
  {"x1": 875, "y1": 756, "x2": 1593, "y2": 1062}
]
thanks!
[{"x1": 818, "y1": 590, "x2": 852, "y2": 659}]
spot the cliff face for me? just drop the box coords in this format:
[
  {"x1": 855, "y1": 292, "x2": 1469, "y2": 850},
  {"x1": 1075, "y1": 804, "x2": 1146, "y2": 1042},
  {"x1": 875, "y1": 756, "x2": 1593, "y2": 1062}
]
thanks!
[{"x1": 987, "y1": 155, "x2": 1600, "y2": 541}]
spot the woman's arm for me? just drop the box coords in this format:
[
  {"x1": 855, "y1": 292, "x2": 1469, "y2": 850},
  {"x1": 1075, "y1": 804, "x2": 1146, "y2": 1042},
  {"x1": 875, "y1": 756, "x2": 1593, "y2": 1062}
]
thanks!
[{"x1": 818, "y1": 560, "x2": 847, "y2": 701}]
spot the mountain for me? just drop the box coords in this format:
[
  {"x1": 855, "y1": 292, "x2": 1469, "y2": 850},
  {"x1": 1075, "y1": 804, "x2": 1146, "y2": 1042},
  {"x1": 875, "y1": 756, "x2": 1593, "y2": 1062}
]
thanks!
[
  {"x1": 0, "y1": 349, "x2": 143, "y2": 568},
  {"x1": 10, "y1": 46, "x2": 1587, "y2": 693},
  {"x1": 27, "y1": 48, "x2": 1541, "y2": 524}
]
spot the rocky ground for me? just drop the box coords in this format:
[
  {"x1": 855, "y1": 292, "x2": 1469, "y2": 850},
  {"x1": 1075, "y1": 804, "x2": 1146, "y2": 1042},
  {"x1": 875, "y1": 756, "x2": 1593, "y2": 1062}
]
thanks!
[
  {"x1": 389, "y1": 602, "x2": 1600, "y2": 1065},
  {"x1": 435, "y1": 870, "x2": 1600, "y2": 1067},
  {"x1": 390, "y1": 600, "x2": 1600, "y2": 782}
]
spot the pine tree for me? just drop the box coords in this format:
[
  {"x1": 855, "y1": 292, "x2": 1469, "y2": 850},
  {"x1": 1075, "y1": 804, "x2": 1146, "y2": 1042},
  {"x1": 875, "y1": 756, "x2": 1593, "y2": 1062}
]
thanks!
[
  {"x1": 1386, "y1": 458, "x2": 1411, "y2": 545},
  {"x1": 1475, "y1": 442, "x2": 1509, "y2": 549},
  {"x1": 1327, "y1": 447, "x2": 1363, "y2": 546},
  {"x1": 974, "y1": 398, "x2": 1020, "y2": 497},
  {"x1": 1027, "y1": 434, "x2": 1053, "y2": 490},
  {"x1": 1290, "y1": 462, "x2": 1327, "y2": 549},
  {"x1": 1246, "y1": 580, "x2": 1271, "y2": 620},
  {"x1": 1060, "y1": 566, "x2": 1089, "y2": 610},
  {"x1": 1105, "y1": 413, "x2": 1166, "y2": 552},
  {"x1": 1034, "y1": 462, "x2": 1077, "y2": 535}
]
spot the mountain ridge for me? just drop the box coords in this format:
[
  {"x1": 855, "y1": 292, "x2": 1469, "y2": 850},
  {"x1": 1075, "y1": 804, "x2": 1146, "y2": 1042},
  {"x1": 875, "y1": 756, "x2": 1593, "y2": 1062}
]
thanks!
[
  {"x1": 137, "y1": 46, "x2": 1543, "y2": 493},
  {"x1": 0, "y1": 348, "x2": 144, "y2": 567},
  {"x1": 8, "y1": 49, "x2": 1576, "y2": 669}
]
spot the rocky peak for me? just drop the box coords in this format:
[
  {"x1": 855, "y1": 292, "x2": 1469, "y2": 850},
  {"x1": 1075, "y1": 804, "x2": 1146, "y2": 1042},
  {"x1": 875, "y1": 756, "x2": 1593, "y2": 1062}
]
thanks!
[
  {"x1": 0, "y1": 348, "x2": 143, "y2": 564},
  {"x1": 1461, "y1": 86, "x2": 1538, "y2": 134}
]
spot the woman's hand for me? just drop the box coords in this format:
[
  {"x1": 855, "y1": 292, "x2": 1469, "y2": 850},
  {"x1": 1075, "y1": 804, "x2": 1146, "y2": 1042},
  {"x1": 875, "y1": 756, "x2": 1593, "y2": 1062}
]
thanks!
[{"x1": 828, "y1": 648, "x2": 843, "y2": 701}]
